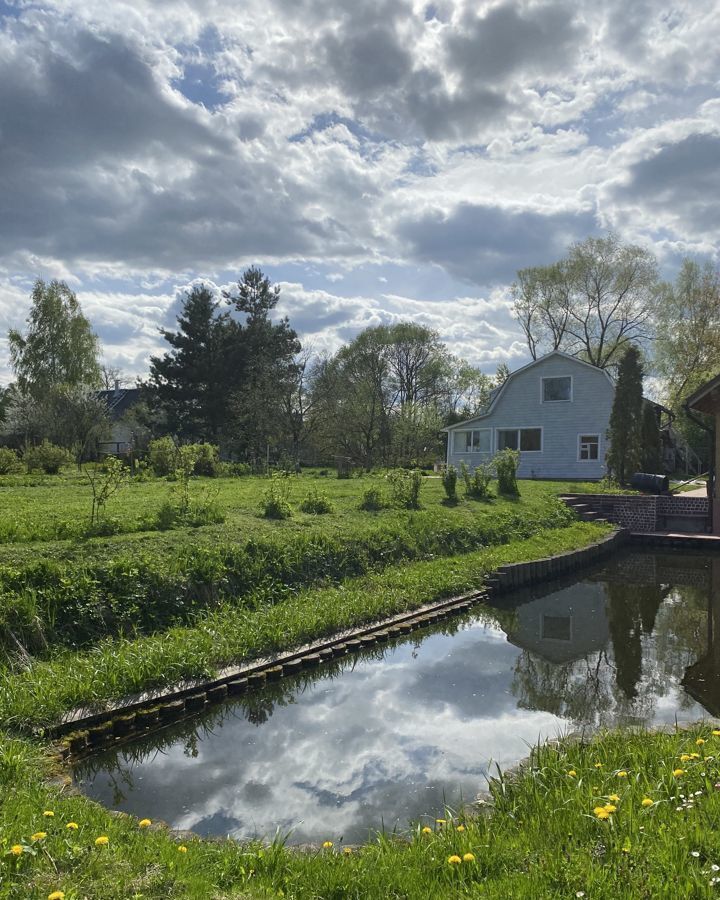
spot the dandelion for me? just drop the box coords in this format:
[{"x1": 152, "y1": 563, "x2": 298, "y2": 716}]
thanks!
[
  {"x1": 66, "y1": 822, "x2": 78, "y2": 830},
  {"x1": 712, "y1": 864, "x2": 720, "y2": 872},
  {"x1": 642, "y1": 798, "x2": 654, "y2": 807},
  {"x1": 436, "y1": 818, "x2": 447, "y2": 825},
  {"x1": 617, "y1": 771, "x2": 628, "y2": 778},
  {"x1": 697, "y1": 739, "x2": 706, "y2": 746},
  {"x1": 10, "y1": 845, "x2": 23, "y2": 856},
  {"x1": 463, "y1": 853, "x2": 475, "y2": 862},
  {"x1": 448, "y1": 855, "x2": 462, "y2": 865},
  {"x1": 712, "y1": 730, "x2": 720, "y2": 737},
  {"x1": 604, "y1": 804, "x2": 617, "y2": 814},
  {"x1": 43, "y1": 811, "x2": 55, "y2": 818},
  {"x1": 681, "y1": 755, "x2": 691, "y2": 762},
  {"x1": 594, "y1": 763, "x2": 602, "y2": 769},
  {"x1": 322, "y1": 841, "x2": 333, "y2": 849},
  {"x1": 691, "y1": 851, "x2": 701, "y2": 858},
  {"x1": 456, "y1": 824, "x2": 465, "y2": 832},
  {"x1": 608, "y1": 794, "x2": 621, "y2": 803},
  {"x1": 421, "y1": 827, "x2": 432, "y2": 834},
  {"x1": 31, "y1": 832, "x2": 47, "y2": 842},
  {"x1": 178, "y1": 845, "x2": 188, "y2": 853},
  {"x1": 94, "y1": 836, "x2": 109, "y2": 847},
  {"x1": 594, "y1": 807, "x2": 611, "y2": 819},
  {"x1": 343, "y1": 847, "x2": 353, "y2": 855},
  {"x1": 138, "y1": 819, "x2": 152, "y2": 828},
  {"x1": 567, "y1": 770, "x2": 577, "y2": 777},
  {"x1": 48, "y1": 892, "x2": 65, "y2": 900},
  {"x1": 691, "y1": 753, "x2": 701, "y2": 759},
  {"x1": 673, "y1": 769, "x2": 685, "y2": 777}
]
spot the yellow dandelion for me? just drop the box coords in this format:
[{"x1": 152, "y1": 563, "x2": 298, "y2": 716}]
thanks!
[
  {"x1": 681, "y1": 754, "x2": 691, "y2": 762},
  {"x1": 697, "y1": 739, "x2": 706, "y2": 746},
  {"x1": 178, "y1": 845, "x2": 188, "y2": 853},
  {"x1": 604, "y1": 804, "x2": 617, "y2": 814},
  {"x1": 94, "y1": 836, "x2": 109, "y2": 847},
  {"x1": 712, "y1": 730, "x2": 720, "y2": 737},
  {"x1": 691, "y1": 753, "x2": 701, "y2": 759},
  {"x1": 594, "y1": 762, "x2": 603, "y2": 768},
  {"x1": 448, "y1": 855, "x2": 462, "y2": 865},
  {"x1": 138, "y1": 819, "x2": 152, "y2": 828},
  {"x1": 594, "y1": 807, "x2": 611, "y2": 819},
  {"x1": 641, "y1": 798, "x2": 654, "y2": 807},
  {"x1": 10, "y1": 844, "x2": 23, "y2": 856},
  {"x1": 673, "y1": 769, "x2": 685, "y2": 777},
  {"x1": 617, "y1": 771, "x2": 628, "y2": 778},
  {"x1": 608, "y1": 794, "x2": 621, "y2": 803},
  {"x1": 66, "y1": 822, "x2": 78, "y2": 830},
  {"x1": 43, "y1": 810, "x2": 55, "y2": 818},
  {"x1": 456, "y1": 824, "x2": 465, "y2": 832},
  {"x1": 436, "y1": 818, "x2": 447, "y2": 825},
  {"x1": 343, "y1": 847, "x2": 353, "y2": 855},
  {"x1": 568, "y1": 770, "x2": 577, "y2": 777},
  {"x1": 31, "y1": 832, "x2": 47, "y2": 842},
  {"x1": 48, "y1": 892, "x2": 65, "y2": 900},
  {"x1": 421, "y1": 826, "x2": 432, "y2": 834},
  {"x1": 463, "y1": 853, "x2": 476, "y2": 862},
  {"x1": 322, "y1": 841, "x2": 333, "y2": 849}
]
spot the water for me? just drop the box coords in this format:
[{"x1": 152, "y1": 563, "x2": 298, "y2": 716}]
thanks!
[{"x1": 74, "y1": 550, "x2": 719, "y2": 844}]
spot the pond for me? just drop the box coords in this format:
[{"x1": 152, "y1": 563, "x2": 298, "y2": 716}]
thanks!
[{"x1": 74, "y1": 550, "x2": 720, "y2": 845}]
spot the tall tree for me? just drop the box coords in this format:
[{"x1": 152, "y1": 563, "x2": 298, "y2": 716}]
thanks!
[
  {"x1": 606, "y1": 345, "x2": 644, "y2": 483},
  {"x1": 9, "y1": 279, "x2": 102, "y2": 398},
  {"x1": 640, "y1": 402, "x2": 662, "y2": 474},
  {"x1": 513, "y1": 234, "x2": 659, "y2": 369}
]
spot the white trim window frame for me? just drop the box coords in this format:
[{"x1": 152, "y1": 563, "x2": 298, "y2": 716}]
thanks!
[
  {"x1": 496, "y1": 427, "x2": 543, "y2": 453},
  {"x1": 541, "y1": 374, "x2": 573, "y2": 403},
  {"x1": 454, "y1": 428, "x2": 492, "y2": 454},
  {"x1": 578, "y1": 433, "x2": 600, "y2": 462}
]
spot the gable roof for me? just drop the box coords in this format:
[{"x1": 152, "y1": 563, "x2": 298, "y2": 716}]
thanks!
[
  {"x1": 97, "y1": 388, "x2": 141, "y2": 421},
  {"x1": 443, "y1": 350, "x2": 615, "y2": 432},
  {"x1": 685, "y1": 372, "x2": 720, "y2": 416}
]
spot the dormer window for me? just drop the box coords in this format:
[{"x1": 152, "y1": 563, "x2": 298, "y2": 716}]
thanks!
[{"x1": 542, "y1": 375, "x2": 572, "y2": 402}]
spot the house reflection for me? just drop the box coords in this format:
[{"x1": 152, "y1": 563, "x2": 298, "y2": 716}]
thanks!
[{"x1": 682, "y1": 558, "x2": 720, "y2": 716}]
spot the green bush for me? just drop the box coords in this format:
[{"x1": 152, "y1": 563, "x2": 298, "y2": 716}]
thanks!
[
  {"x1": 460, "y1": 460, "x2": 494, "y2": 500},
  {"x1": 441, "y1": 464, "x2": 458, "y2": 502},
  {"x1": 216, "y1": 461, "x2": 252, "y2": 477},
  {"x1": 193, "y1": 442, "x2": 219, "y2": 477},
  {"x1": 148, "y1": 436, "x2": 177, "y2": 476},
  {"x1": 299, "y1": 487, "x2": 334, "y2": 514},
  {"x1": 0, "y1": 448, "x2": 22, "y2": 475},
  {"x1": 358, "y1": 487, "x2": 384, "y2": 511},
  {"x1": 495, "y1": 448, "x2": 520, "y2": 496},
  {"x1": 387, "y1": 469, "x2": 423, "y2": 509},
  {"x1": 23, "y1": 440, "x2": 72, "y2": 475},
  {"x1": 259, "y1": 474, "x2": 293, "y2": 519}
]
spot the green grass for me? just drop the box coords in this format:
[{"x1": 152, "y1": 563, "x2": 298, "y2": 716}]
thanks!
[
  {"x1": 0, "y1": 521, "x2": 610, "y2": 729},
  {"x1": 3, "y1": 722, "x2": 720, "y2": 897}
]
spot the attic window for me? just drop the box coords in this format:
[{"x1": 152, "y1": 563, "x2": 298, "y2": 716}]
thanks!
[{"x1": 542, "y1": 376, "x2": 572, "y2": 402}]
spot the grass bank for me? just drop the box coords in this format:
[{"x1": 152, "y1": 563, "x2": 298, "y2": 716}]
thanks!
[
  {"x1": 0, "y1": 521, "x2": 610, "y2": 729},
  {"x1": 3, "y1": 722, "x2": 720, "y2": 898}
]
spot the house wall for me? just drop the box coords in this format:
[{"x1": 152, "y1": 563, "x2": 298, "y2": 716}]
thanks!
[{"x1": 447, "y1": 355, "x2": 615, "y2": 479}]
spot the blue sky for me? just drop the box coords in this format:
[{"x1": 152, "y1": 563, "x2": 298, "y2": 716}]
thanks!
[{"x1": 0, "y1": 0, "x2": 718, "y2": 381}]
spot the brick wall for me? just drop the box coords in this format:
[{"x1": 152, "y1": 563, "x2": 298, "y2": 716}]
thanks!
[{"x1": 564, "y1": 494, "x2": 709, "y2": 533}]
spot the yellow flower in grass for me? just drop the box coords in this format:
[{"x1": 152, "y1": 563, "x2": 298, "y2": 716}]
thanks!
[
  {"x1": 681, "y1": 754, "x2": 692, "y2": 762},
  {"x1": 697, "y1": 739, "x2": 706, "y2": 746},
  {"x1": 448, "y1": 855, "x2": 462, "y2": 865},
  {"x1": 463, "y1": 853, "x2": 476, "y2": 862},
  {"x1": 31, "y1": 832, "x2": 47, "y2": 842},
  {"x1": 691, "y1": 753, "x2": 701, "y2": 759},
  {"x1": 10, "y1": 845, "x2": 23, "y2": 856},
  {"x1": 343, "y1": 847, "x2": 353, "y2": 855},
  {"x1": 436, "y1": 818, "x2": 447, "y2": 825},
  {"x1": 94, "y1": 836, "x2": 109, "y2": 847},
  {"x1": 421, "y1": 827, "x2": 432, "y2": 835},
  {"x1": 43, "y1": 810, "x2": 55, "y2": 818},
  {"x1": 673, "y1": 769, "x2": 685, "y2": 778},
  {"x1": 594, "y1": 762, "x2": 603, "y2": 769},
  {"x1": 178, "y1": 845, "x2": 188, "y2": 853},
  {"x1": 604, "y1": 804, "x2": 617, "y2": 814},
  {"x1": 48, "y1": 892, "x2": 65, "y2": 900},
  {"x1": 594, "y1": 807, "x2": 611, "y2": 819},
  {"x1": 322, "y1": 841, "x2": 333, "y2": 849},
  {"x1": 567, "y1": 770, "x2": 577, "y2": 778},
  {"x1": 712, "y1": 730, "x2": 720, "y2": 737},
  {"x1": 617, "y1": 771, "x2": 628, "y2": 778},
  {"x1": 642, "y1": 798, "x2": 654, "y2": 808},
  {"x1": 608, "y1": 794, "x2": 621, "y2": 803},
  {"x1": 456, "y1": 824, "x2": 465, "y2": 832},
  {"x1": 138, "y1": 819, "x2": 152, "y2": 828},
  {"x1": 66, "y1": 822, "x2": 78, "y2": 830}
]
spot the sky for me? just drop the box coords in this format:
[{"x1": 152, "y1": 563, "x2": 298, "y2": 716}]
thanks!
[{"x1": 0, "y1": 0, "x2": 719, "y2": 383}]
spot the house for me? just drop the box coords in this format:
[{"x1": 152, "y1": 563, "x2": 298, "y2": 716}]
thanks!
[
  {"x1": 443, "y1": 351, "x2": 615, "y2": 480},
  {"x1": 96, "y1": 384, "x2": 142, "y2": 455}
]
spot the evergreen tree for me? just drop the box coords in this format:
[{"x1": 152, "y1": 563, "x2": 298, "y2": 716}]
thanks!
[
  {"x1": 606, "y1": 345, "x2": 644, "y2": 483},
  {"x1": 640, "y1": 402, "x2": 662, "y2": 473}
]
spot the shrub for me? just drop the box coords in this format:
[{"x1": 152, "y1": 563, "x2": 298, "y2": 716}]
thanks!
[
  {"x1": 387, "y1": 468, "x2": 422, "y2": 509},
  {"x1": 495, "y1": 448, "x2": 520, "y2": 496},
  {"x1": 148, "y1": 437, "x2": 177, "y2": 476},
  {"x1": 0, "y1": 448, "x2": 22, "y2": 475},
  {"x1": 460, "y1": 460, "x2": 494, "y2": 500},
  {"x1": 193, "y1": 443, "x2": 219, "y2": 477},
  {"x1": 259, "y1": 474, "x2": 293, "y2": 519},
  {"x1": 358, "y1": 487, "x2": 384, "y2": 511},
  {"x1": 442, "y1": 464, "x2": 458, "y2": 502},
  {"x1": 23, "y1": 440, "x2": 72, "y2": 474},
  {"x1": 299, "y1": 487, "x2": 334, "y2": 515}
]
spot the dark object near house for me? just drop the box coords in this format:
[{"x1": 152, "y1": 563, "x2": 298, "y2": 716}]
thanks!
[{"x1": 630, "y1": 472, "x2": 669, "y2": 493}]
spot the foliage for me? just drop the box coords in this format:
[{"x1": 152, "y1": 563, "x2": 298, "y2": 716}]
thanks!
[
  {"x1": 386, "y1": 468, "x2": 423, "y2": 509},
  {"x1": 192, "y1": 442, "x2": 219, "y2": 477},
  {"x1": 259, "y1": 474, "x2": 293, "y2": 519},
  {"x1": 441, "y1": 464, "x2": 458, "y2": 502},
  {"x1": 495, "y1": 449, "x2": 520, "y2": 496},
  {"x1": 606, "y1": 346, "x2": 644, "y2": 484},
  {"x1": 299, "y1": 487, "x2": 334, "y2": 515},
  {"x1": 8, "y1": 279, "x2": 102, "y2": 399},
  {"x1": 460, "y1": 460, "x2": 494, "y2": 500},
  {"x1": 23, "y1": 440, "x2": 72, "y2": 475},
  {"x1": 0, "y1": 448, "x2": 22, "y2": 475},
  {"x1": 640, "y1": 403, "x2": 662, "y2": 473},
  {"x1": 358, "y1": 487, "x2": 385, "y2": 511},
  {"x1": 84, "y1": 457, "x2": 129, "y2": 528}
]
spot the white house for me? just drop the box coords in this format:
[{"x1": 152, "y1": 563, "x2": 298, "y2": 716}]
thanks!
[{"x1": 443, "y1": 351, "x2": 615, "y2": 480}]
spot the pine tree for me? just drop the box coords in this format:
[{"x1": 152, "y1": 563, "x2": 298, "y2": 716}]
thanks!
[
  {"x1": 606, "y1": 345, "x2": 643, "y2": 483},
  {"x1": 640, "y1": 402, "x2": 662, "y2": 473}
]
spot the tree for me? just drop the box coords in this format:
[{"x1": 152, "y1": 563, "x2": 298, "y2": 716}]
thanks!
[
  {"x1": 513, "y1": 234, "x2": 659, "y2": 370},
  {"x1": 606, "y1": 345, "x2": 644, "y2": 483},
  {"x1": 9, "y1": 279, "x2": 102, "y2": 398},
  {"x1": 100, "y1": 365, "x2": 129, "y2": 391},
  {"x1": 640, "y1": 402, "x2": 662, "y2": 474}
]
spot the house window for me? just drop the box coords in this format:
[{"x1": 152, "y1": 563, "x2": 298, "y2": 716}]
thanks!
[
  {"x1": 579, "y1": 434, "x2": 599, "y2": 461},
  {"x1": 542, "y1": 376, "x2": 572, "y2": 402},
  {"x1": 454, "y1": 429, "x2": 491, "y2": 453},
  {"x1": 497, "y1": 428, "x2": 542, "y2": 452}
]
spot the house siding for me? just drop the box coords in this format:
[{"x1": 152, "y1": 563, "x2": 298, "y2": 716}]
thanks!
[{"x1": 446, "y1": 354, "x2": 614, "y2": 479}]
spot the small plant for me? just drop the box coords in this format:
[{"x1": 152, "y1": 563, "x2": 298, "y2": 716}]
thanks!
[
  {"x1": 387, "y1": 468, "x2": 423, "y2": 509},
  {"x1": 495, "y1": 448, "x2": 520, "y2": 496},
  {"x1": 84, "y1": 456, "x2": 129, "y2": 528},
  {"x1": 193, "y1": 443, "x2": 220, "y2": 477},
  {"x1": 299, "y1": 487, "x2": 334, "y2": 515},
  {"x1": 358, "y1": 487, "x2": 385, "y2": 511},
  {"x1": 442, "y1": 464, "x2": 458, "y2": 503},
  {"x1": 0, "y1": 447, "x2": 22, "y2": 475},
  {"x1": 148, "y1": 436, "x2": 177, "y2": 476},
  {"x1": 460, "y1": 460, "x2": 494, "y2": 500},
  {"x1": 23, "y1": 440, "x2": 72, "y2": 474},
  {"x1": 259, "y1": 474, "x2": 293, "y2": 519}
]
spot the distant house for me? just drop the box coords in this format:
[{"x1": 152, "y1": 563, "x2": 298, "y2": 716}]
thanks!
[
  {"x1": 443, "y1": 351, "x2": 616, "y2": 480},
  {"x1": 97, "y1": 384, "x2": 141, "y2": 455}
]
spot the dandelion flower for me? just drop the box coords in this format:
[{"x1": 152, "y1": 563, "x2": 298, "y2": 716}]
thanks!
[
  {"x1": 436, "y1": 818, "x2": 447, "y2": 825},
  {"x1": 10, "y1": 845, "x2": 23, "y2": 856},
  {"x1": 456, "y1": 824, "x2": 465, "y2": 832},
  {"x1": 604, "y1": 804, "x2": 617, "y2": 814},
  {"x1": 463, "y1": 853, "x2": 475, "y2": 862},
  {"x1": 617, "y1": 771, "x2": 628, "y2": 778},
  {"x1": 673, "y1": 769, "x2": 685, "y2": 777},
  {"x1": 48, "y1": 892, "x2": 65, "y2": 900},
  {"x1": 642, "y1": 798, "x2": 654, "y2": 807},
  {"x1": 608, "y1": 794, "x2": 621, "y2": 803},
  {"x1": 568, "y1": 770, "x2": 577, "y2": 777},
  {"x1": 448, "y1": 855, "x2": 462, "y2": 865},
  {"x1": 94, "y1": 836, "x2": 109, "y2": 847},
  {"x1": 66, "y1": 822, "x2": 78, "y2": 830},
  {"x1": 178, "y1": 845, "x2": 188, "y2": 853},
  {"x1": 421, "y1": 827, "x2": 432, "y2": 834},
  {"x1": 712, "y1": 730, "x2": 720, "y2": 737},
  {"x1": 594, "y1": 763, "x2": 603, "y2": 768},
  {"x1": 697, "y1": 739, "x2": 706, "y2": 746},
  {"x1": 322, "y1": 841, "x2": 333, "y2": 849},
  {"x1": 43, "y1": 811, "x2": 55, "y2": 818},
  {"x1": 31, "y1": 832, "x2": 47, "y2": 842},
  {"x1": 691, "y1": 753, "x2": 701, "y2": 759},
  {"x1": 138, "y1": 819, "x2": 151, "y2": 828},
  {"x1": 691, "y1": 850, "x2": 700, "y2": 858},
  {"x1": 681, "y1": 754, "x2": 691, "y2": 762},
  {"x1": 593, "y1": 807, "x2": 611, "y2": 819},
  {"x1": 343, "y1": 847, "x2": 353, "y2": 855}
]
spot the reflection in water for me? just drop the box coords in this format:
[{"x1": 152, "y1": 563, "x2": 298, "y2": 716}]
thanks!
[{"x1": 75, "y1": 551, "x2": 717, "y2": 845}]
